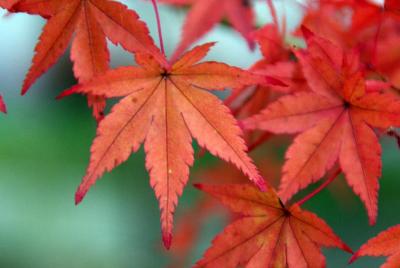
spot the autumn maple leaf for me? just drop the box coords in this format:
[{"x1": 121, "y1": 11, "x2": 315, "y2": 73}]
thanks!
[
  {"x1": 0, "y1": 94, "x2": 6, "y2": 113},
  {"x1": 225, "y1": 22, "x2": 304, "y2": 150},
  {"x1": 385, "y1": 0, "x2": 400, "y2": 16},
  {"x1": 62, "y1": 42, "x2": 267, "y2": 249},
  {"x1": 372, "y1": 31, "x2": 400, "y2": 89},
  {"x1": 167, "y1": 159, "x2": 282, "y2": 267},
  {"x1": 226, "y1": 16, "x2": 305, "y2": 113},
  {"x1": 299, "y1": 0, "x2": 398, "y2": 43},
  {"x1": 160, "y1": 0, "x2": 255, "y2": 61},
  {"x1": 194, "y1": 183, "x2": 352, "y2": 268},
  {"x1": 0, "y1": 0, "x2": 16, "y2": 9},
  {"x1": 167, "y1": 199, "x2": 214, "y2": 268},
  {"x1": 244, "y1": 28, "x2": 400, "y2": 225},
  {"x1": 245, "y1": 23, "x2": 307, "y2": 94},
  {"x1": 299, "y1": 1, "x2": 400, "y2": 90},
  {"x1": 352, "y1": 0, "x2": 400, "y2": 31},
  {"x1": 350, "y1": 224, "x2": 400, "y2": 267},
  {"x1": 6, "y1": 0, "x2": 165, "y2": 120}
]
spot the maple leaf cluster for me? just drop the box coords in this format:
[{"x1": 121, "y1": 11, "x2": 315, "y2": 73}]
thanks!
[{"x1": 1, "y1": 0, "x2": 400, "y2": 267}]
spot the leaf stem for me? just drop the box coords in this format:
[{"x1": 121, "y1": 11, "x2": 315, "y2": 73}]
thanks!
[
  {"x1": 267, "y1": 0, "x2": 278, "y2": 28},
  {"x1": 151, "y1": 0, "x2": 166, "y2": 56},
  {"x1": 296, "y1": 168, "x2": 341, "y2": 207}
]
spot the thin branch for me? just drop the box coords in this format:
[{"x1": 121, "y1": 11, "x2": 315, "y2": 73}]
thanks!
[{"x1": 296, "y1": 167, "x2": 341, "y2": 206}]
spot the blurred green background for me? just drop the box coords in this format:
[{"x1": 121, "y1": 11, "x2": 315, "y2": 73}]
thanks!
[{"x1": 0, "y1": 1, "x2": 398, "y2": 267}]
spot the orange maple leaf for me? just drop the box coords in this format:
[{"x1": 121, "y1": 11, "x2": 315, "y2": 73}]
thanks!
[
  {"x1": 244, "y1": 28, "x2": 400, "y2": 225},
  {"x1": 350, "y1": 224, "x2": 400, "y2": 267},
  {"x1": 63, "y1": 42, "x2": 267, "y2": 249},
  {"x1": 167, "y1": 159, "x2": 282, "y2": 267},
  {"x1": 8, "y1": 0, "x2": 166, "y2": 120},
  {"x1": 194, "y1": 183, "x2": 352, "y2": 268}
]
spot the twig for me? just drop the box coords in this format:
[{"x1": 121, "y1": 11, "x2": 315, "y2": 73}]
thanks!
[{"x1": 296, "y1": 167, "x2": 341, "y2": 206}]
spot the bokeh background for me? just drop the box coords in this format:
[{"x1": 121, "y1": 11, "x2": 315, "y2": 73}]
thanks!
[{"x1": 0, "y1": 0, "x2": 397, "y2": 267}]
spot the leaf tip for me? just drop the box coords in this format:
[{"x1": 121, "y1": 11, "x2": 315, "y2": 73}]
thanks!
[
  {"x1": 75, "y1": 190, "x2": 85, "y2": 205},
  {"x1": 301, "y1": 25, "x2": 314, "y2": 40},
  {"x1": 20, "y1": 86, "x2": 29, "y2": 96},
  {"x1": 264, "y1": 75, "x2": 288, "y2": 87},
  {"x1": 348, "y1": 251, "x2": 360, "y2": 264},
  {"x1": 56, "y1": 87, "x2": 77, "y2": 100},
  {"x1": 206, "y1": 41, "x2": 217, "y2": 47},
  {"x1": 368, "y1": 213, "x2": 377, "y2": 226},
  {"x1": 162, "y1": 231, "x2": 172, "y2": 250},
  {"x1": 342, "y1": 243, "x2": 354, "y2": 254},
  {"x1": 0, "y1": 98, "x2": 7, "y2": 114},
  {"x1": 193, "y1": 183, "x2": 204, "y2": 190}
]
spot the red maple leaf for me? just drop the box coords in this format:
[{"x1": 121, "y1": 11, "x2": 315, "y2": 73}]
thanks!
[
  {"x1": 225, "y1": 22, "x2": 305, "y2": 150},
  {"x1": 7, "y1": 0, "x2": 166, "y2": 120},
  {"x1": 350, "y1": 224, "x2": 400, "y2": 267},
  {"x1": 0, "y1": 94, "x2": 6, "y2": 113},
  {"x1": 167, "y1": 195, "x2": 220, "y2": 268},
  {"x1": 244, "y1": 28, "x2": 400, "y2": 225},
  {"x1": 160, "y1": 0, "x2": 255, "y2": 61},
  {"x1": 167, "y1": 158, "x2": 282, "y2": 267},
  {"x1": 0, "y1": 0, "x2": 22, "y2": 9},
  {"x1": 194, "y1": 183, "x2": 352, "y2": 267},
  {"x1": 352, "y1": 0, "x2": 400, "y2": 31},
  {"x1": 0, "y1": 0, "x2": 14, "y2": 9},
  {"x1": 385, "y1": 0, "x2": 400, "y2": 16},
  {"x1": 63, "y1": 43, "x2": 268, "y2": 249},
  {"x1": 372, "y1": 31, "x2": 400, "y2": 89},
  {"x1": 298, "y1": 1, "x2": 400, "y2": 90},
  {"x1": 246, "y1": 23, "x2": 308, "y2": 95}
]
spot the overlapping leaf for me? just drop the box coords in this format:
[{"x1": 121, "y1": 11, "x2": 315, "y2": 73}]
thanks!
[
  {"x1": 225, "y1": 22, "x2": 306, "y2": 150},
  {"x1": 168, "y1": 159, "x2": 281, "y2": 267},
  {"x1": 195, "y1": 183, "x2": 352, "y2": 268},
  {"x1": 64, "y1": 43, "x2": 268, "y2": 249},
  {"x1": 0, "y1": 0, "x2": 16, "y2": 9},
  {"x1": 299, "y1": 0, "x2": 400, "y2": 89},
  {"x1": 350, "y1": 224, "x2": 400, "y2": 268},
  {"x1": 243, "y1": 23, "x2": 308, "y2": 95},
  {"x1": 6, "y1": 0, "x2": 165, "y2": 120},
  {"x1": 160, "y1": 0, "x2": 255, "y2": 61},
  {"x1": 244, "y1": 28, "x2": 400, "y2": 225}
]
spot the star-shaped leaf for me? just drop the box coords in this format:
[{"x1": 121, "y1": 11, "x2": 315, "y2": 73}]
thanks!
[
  {"x1": 195, "y1": 183, "x2": 352, "y2": 268},
  {"x1": 244, "y1": 28, "x2": 400, "y2": 225},
  {"x1": 8, "y1": 0, "x2": 166, "y2": 120},
  {"x1": 63, "y1": 42, "x2": 267, "y2": 249}
]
